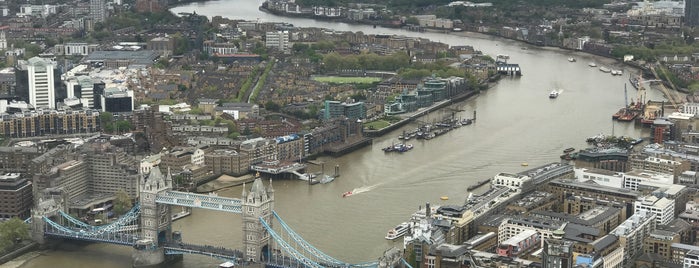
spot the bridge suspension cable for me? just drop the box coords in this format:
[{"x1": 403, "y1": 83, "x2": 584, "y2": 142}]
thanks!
[
  {"x1": 272, "y1": 211, "x2": 349, "y2": 266},
  {"x1": 259, "y1": 216, "x2": 325, "y2": 268}
]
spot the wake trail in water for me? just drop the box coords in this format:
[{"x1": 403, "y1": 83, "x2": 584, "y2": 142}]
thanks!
[{"x1": 350, "y1": 183, "x2": 384, "y2": 195}]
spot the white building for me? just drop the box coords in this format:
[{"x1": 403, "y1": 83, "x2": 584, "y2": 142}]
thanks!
[
  {"x1": 265, "y1": 31, "x2": 289, "y2": 53},
  {"x1": 685, "y1": 250, "x2": 699, "y2": 268},
  {"x1": 25, "y1": 57, "x2": 57, "y2": 109},
  {"x1": 611, "y1": 210, "x2": 656, "y2": 267},
  {"x1": 492, "y1": 172, "x2": 531, "y2": 191},
  {"x1": 574, "y1": 167, "x2": 624, "y2": 188},
  {"x1": 634, "y1": 195, "x2": 675, "y2": 225},
  {"x1": 602, "y1": 246, "x2": 624, "y2": 268},
  {"x1": 140, "y1": 153, "x2": 161, "y2": 174},
  {"x1": 58, "y1": 43, "x2": 99, "y2": 56},
  {"x1": 65, "y1": 76, "x2": 95, "y2": 108},
  {"x1": 623, "y1": 170, "x2": 674, "y2": 191},
  {"x1": 683, "y1": 103, "x2": 699, "y2": 116},
  {"x1": 191, "y1": 148, "x2": 205, "y2": 166}
]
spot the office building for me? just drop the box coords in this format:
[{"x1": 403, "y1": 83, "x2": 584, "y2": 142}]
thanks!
[
  {"x1": 635, "y1": 195, "x2": 675, "y2": 225},
  {"x1": 0, "y1": 173, "x2": 32, "y2": 220},
  {"x1": 100, "y1": 88, "x2": 133, "y2": 113},
  {"x1": 19, "y1": 57, "x2": 57, "y2": 109}
]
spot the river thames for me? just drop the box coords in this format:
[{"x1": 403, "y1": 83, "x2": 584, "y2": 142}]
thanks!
[{"x1": 14, "y1": 1, "x2": 670, "y2": 267}]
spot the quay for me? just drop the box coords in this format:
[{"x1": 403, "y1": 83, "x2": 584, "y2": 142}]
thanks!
[
  {"x1": 467, "y1": 179, "x2": 491, "y2": 191},
  {"x1": 363, "y1": 90, "x2": 480, "y2": 137}
]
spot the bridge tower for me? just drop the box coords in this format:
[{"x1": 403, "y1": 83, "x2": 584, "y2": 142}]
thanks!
[
  {"x1": 241, "y1": 175, "x2": 275, "y2": 262},
  {"x1": 133, "y1": 167, "x2": 173, "y2": 267},
  {"x1": 30, "y1": 188, "x2": 67, "y2": 245}
]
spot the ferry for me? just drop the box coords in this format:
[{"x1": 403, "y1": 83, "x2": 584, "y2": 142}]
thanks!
[
  {"x1": 549, "y1": 90, "x2": 559, "y2": 98},
  {"x1": 342, "y1": 191, "x2": 353, "y2": 198},
  {"x1": 385, "y1": 222, "x2": 410, "y2": 240}
]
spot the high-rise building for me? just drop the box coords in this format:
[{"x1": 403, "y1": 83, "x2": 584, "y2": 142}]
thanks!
[
  {"x1": 89, "y1": 0, "x2": 106, "y2": 22},
  {"x1": 542, "y1": 230, "x2": 574, "y2": 268},
  {"x1": 686, "y1": 0, "x2": 699, "y2": 26},
  {"x1": 265, "y1": 31, "x2": 289, "y2": 53},
  {"x1": 25, "y1": 57, "x2": 57, "y2": 109}
]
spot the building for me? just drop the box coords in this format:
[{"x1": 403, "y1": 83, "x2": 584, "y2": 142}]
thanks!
[
  {"x1": 275, "y1": 134, "x2": 304, "y2": 162},
  {"x1": 611, "y1": 210, "x2": 656, "y2": 266},
  {"x1": 240, "y1": 138, "x2": 277, "y2": 165},
  {"x1": 0, "y1": 109, "x2": 101, "y2": 138},
  {"x1": 542, "y1": 230, "x2": 574, "y2": 268},
  {"x1": 215, "y1": 103, "x2": 259, "y2": 120},
  {"x1": 323, "y1": 100, "x2": 366, "y2": 120},
  {"x1": 686, "y1": 0, "x2": 699, "y2": 26},
  {"x1": 496, "y1": 229, "x2": 540, "y2": 257},
  {"x1": 89, "y1": 0, "x2": 107, "y2": 23},
  {"x1": 634, "y1": 195, "x2": 675, "y2": 225},
  {"x1": 265, "y1": 31, "x2": 289, "y2": 53},
  {"x1": 64, "y1": 76, "x2": 96, "y2": 108},
  {"x1": 205, "y1": 149, "x2": 250, "y2": 176},
  {"x1": 100, "y1": 88, "x2": 134, "y2": 113},
  {"x1": 574, "y1": 148, "x2": 629, "y2": 172},
  {"x1": 84, "y1": 50, "x2": 159, "y2": 69},
  {"x1": 241, "y1": 177, "x2": 274, "y2": 261},
  {"x1": 623, "y1": 170, "x2": 675, "y2": 191},
  {"x1": 22, "y1": 57, "x2": 58, "y2": 109},
  {"x1": 629, "y1": 155, "x2": 689, "y2": 180},
  {"x1": 55, "y1": 43, "x2": 99, "y2": 56},
  {"x1": 0, "y1": 173, "x2": 32, "y2": 220},
  {"x1": 135, "y1": 0, "x2": 167, "y2": 12},
  {"x1": 492, "y1": 172, "x2": 531, "y2": 191},
  {"x1": 0, "y1": 146, "x2": 40, "y2": 174},
  {"x1": 643, "y1": 229, "x2": 680, "y2": 261},
  {"x1": 574, "y1": 167, "x2": 624, "y2": 188},
  {"x1": 545, "y1": 179, "x2": 640, "y2": 220},
  {"x1": 147, "y1": 37, "x2": 173, "y2": 57}
]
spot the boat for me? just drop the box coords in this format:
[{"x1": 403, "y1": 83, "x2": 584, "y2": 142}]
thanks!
[
  {"x1": 611, "y1": 69, "x2": 623, "y2": 76},
  {"x1": 342, "y1": 191, "x2": 353, "y2": 198},
  {"x1": 320, "y1": 175, "x2": 335, "y2": 184},
  {"x1": 612, "y1": 108, "x2": 625, "y2": 119},
  {"x1": 521, "y1": 163, "x2": 529, "y2": 166},
  {"x1": 440, "y1": 196, "x2": 449, "y2": 200},
  {"x1": 599, "y1": 66, "x2": 611, "y2": 73},
  {"x1": 631, "y1": 138, "x2": 644, "y2": 145},
  {"x1": 385, "y1": 222, "x2": 410, "y2": 240},
  {"x1": 563, "y1": 147, "x2": 575, "y2": 154},
  {"x1": 549, "y1": 90, "x2": 559, "y2": 98},
  {"x1": 588, "y1": 62, "x2": 597, "y2": 67},
  {"x1": 568, "y1": 57, "x2": 576, "y2": 62}
]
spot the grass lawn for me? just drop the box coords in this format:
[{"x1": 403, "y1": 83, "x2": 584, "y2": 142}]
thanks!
[
  {"x1": 312, "y1": 76, "x2": 382, "y2": 84},
  {"x1": 364, "y1": 120, "x2": 391, "y2": 130}
]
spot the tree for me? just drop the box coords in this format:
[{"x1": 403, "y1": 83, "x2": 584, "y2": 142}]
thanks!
[
  {"x1": 0, "y1": 218, "x2": 29, "y2": 251},
  {"x1": 113, "y1": 189, "x2": 132, "y2": 216}
]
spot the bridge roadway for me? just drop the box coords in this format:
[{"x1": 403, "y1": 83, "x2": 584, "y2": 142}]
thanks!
[
  {"x1": 163, "y1": 241, "x2": 243, "y2": 260},
  {"x1": 155, "y1": 191, "x2": 242, "y2": 213}
]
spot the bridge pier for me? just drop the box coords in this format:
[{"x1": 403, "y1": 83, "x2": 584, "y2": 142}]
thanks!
[{"x1": 132, "y1": 241, "x2": 165, "y2": 268}]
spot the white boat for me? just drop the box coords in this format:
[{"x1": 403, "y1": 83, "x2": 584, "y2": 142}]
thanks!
[
  {"x1": 611, "y1": 69, "x2": 623, "y2": 76},
  {"x1": 385, "y1": 222, "x2": 410, "y2": 240},
  {"x1": 599, "y1": 66, "x2": 611, "y2": 73},
  {"x1": 320, "y1": 175, "x2": 335, "y2": 184},
  {"x1": 549, "y1": 90, "x2": 559, "y2": 98},
  {"x1": 588, "y1": 62, "x2": 597, "y2": 67},
  {"x1": 568, "y1": 57, "x2": 576, "y2": 62}
]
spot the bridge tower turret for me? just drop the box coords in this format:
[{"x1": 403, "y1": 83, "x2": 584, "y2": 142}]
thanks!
[
  {"x1": 133, "y1": 167, "x2": 173, "y2": 267},
  {"x1": 242, "y1": 174, "x2": 274, "y2": 262}
]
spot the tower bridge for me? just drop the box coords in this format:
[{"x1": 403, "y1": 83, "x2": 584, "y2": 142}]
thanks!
[{"x1": 29, "y1": 167, "x2": 402, "y2": 267}]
